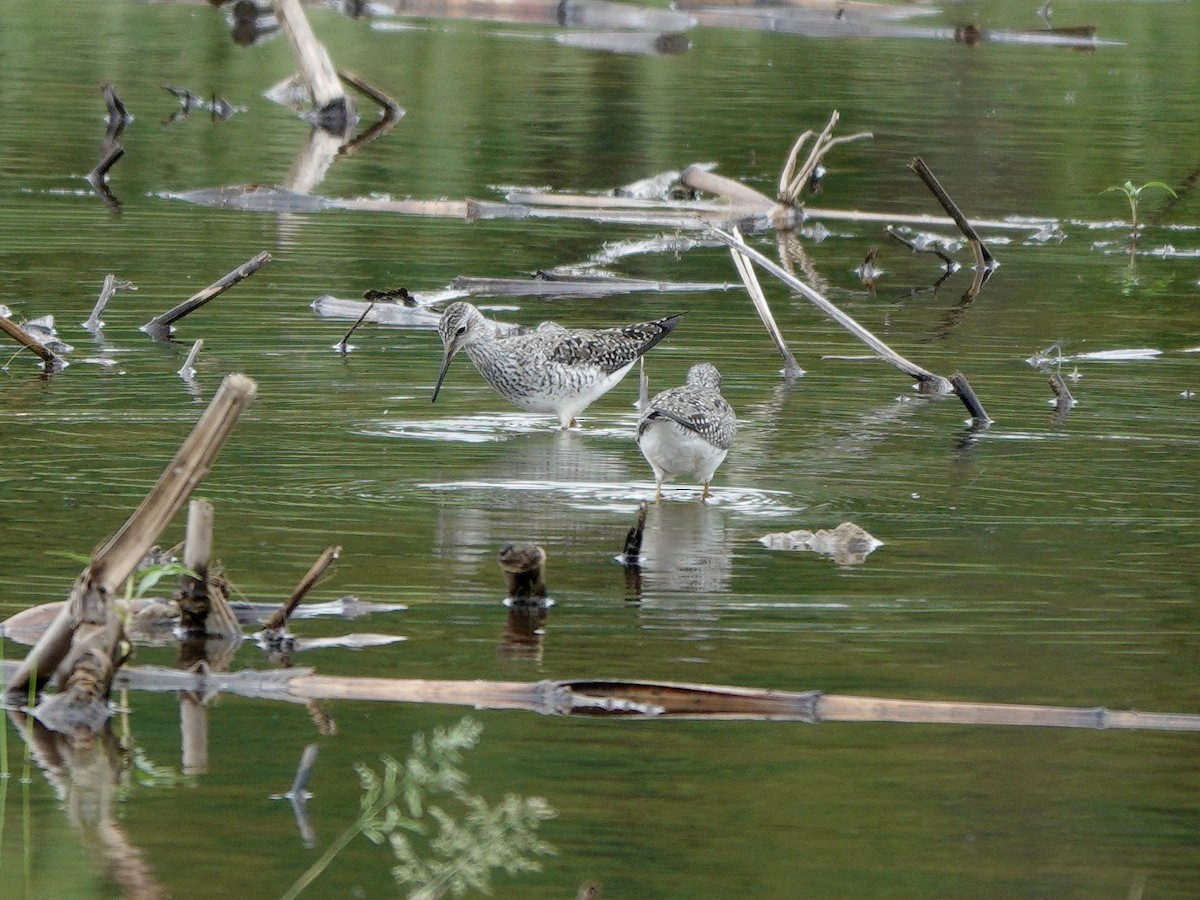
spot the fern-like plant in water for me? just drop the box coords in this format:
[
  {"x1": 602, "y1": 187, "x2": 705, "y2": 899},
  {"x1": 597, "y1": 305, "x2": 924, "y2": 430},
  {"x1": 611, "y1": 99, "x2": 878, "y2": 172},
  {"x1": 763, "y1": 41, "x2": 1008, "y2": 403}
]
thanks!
[{"x1": 282, "y1": 717, "x2": 555, "y2": 899}]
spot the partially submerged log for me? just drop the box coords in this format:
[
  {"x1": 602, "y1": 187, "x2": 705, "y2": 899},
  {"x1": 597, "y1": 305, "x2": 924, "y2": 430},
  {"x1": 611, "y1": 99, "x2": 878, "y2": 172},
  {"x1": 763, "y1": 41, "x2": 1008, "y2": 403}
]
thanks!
[{"x1": 24, "y1": 663, "x2": 1195, "y2": 732}]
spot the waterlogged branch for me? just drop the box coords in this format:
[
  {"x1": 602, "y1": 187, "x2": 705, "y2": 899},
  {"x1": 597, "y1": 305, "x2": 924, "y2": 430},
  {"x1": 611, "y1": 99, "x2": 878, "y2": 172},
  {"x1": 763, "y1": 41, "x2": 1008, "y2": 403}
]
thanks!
[
  {"x1": 909, "y1": 157, "x2": 997, "y2": 271},
  {"x1": 711, "y1": 227, "x2": 952, "y2": 392},
  {"x1": 727, "y1": 226, "x2": 804, "y2": 377},
  {"x1": 0, "y1": 313, "x2": 63, "y2": 369},
  {"x1": 262, "y1": 545, "x2": 343, "y2": 632}
]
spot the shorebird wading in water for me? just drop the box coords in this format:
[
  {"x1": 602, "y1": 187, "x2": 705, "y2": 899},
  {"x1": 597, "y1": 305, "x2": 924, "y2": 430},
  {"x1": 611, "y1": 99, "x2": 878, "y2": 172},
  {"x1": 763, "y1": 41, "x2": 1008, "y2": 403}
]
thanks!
[
  {"x1": 431, "y1": 301, "x2": 683, "y2": 428},
  {"x1": 637, "y1": 363, "x2": 736, "y2": 501}
]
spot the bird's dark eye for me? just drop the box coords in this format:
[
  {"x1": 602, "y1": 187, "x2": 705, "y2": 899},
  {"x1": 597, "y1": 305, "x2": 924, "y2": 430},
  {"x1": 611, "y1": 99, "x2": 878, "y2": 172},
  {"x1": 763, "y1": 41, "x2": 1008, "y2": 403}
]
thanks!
[{"x1": 456, "y1": 325, "x2": 468, "y2": 335}]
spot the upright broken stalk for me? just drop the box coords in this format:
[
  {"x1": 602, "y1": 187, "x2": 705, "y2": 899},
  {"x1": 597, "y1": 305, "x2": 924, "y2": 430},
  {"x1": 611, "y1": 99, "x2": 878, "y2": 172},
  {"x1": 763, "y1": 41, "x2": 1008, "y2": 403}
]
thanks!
[
  {"x1": 262, "y1": 546, "x2": 343, "y2": 633},
  {"x1": 5, "y1": 374, "x2": 258, "y2": 730},
  {"x1": 909, "y1": 157, "x2": 997, "y2": 273},
  {"x1": 273, "y1": 0, "x2": 355, "y2": 132}
]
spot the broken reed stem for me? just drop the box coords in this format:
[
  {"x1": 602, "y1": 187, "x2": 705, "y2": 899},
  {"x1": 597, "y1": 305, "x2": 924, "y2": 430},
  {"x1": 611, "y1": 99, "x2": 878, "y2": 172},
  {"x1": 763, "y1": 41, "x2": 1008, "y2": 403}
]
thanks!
[
  {"x1": 178, "y1": 498, "x2": 240, "y2": 639},
  {"x1": 949, "y1": 372, "x2": 991, "y2": 425},
  {"x1": 0, "y1": 314, "x2": 61, "y2": 368},
  {"x1": 5, "y1": 374, "x2": 258, "y2": 702},
  {"x1": 711, "y1": 228, "x2": 952, "y2": 392},
  {"x1": 262, "y1": 546, "x2": 343, "y2": 632},
  {"x1": 142, "y1": 251, "x2": 271, "y2": 337},
  {"x1": 909, "y1": 157, "x2": 997, "y2": 270},
  {"x1": 680, "y1": 165, "x2": 773, "y2": 210},
  {"x1": 728, "y1": 226, "x2": 805, "y2": 377}
]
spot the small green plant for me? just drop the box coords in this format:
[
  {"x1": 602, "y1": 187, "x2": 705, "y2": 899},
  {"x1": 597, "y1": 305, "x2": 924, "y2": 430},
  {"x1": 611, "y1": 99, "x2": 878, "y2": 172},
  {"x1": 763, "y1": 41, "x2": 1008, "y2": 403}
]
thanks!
[
  {"x1": 1101, "y1": 179, "x2": 1177, "y2": 236},
  {"x1": 282, "y1": 717, "x2": 555, "y2": 900}
]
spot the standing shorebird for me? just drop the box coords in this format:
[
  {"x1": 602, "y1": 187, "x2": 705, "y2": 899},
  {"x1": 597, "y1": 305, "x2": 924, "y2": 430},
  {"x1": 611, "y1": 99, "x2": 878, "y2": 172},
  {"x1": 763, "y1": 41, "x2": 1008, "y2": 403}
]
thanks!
[
  {"x1": 637, "y1": 363, "x2": 736, "y2": 501},
  {"x1": 431, "y1": 301, "x2": 683, "y2": 428}
]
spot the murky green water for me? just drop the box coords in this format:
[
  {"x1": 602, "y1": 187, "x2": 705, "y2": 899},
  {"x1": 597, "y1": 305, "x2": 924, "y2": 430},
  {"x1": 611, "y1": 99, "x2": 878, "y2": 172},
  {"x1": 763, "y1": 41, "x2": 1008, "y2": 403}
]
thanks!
[{"x1": 2, "y1": 0, "x2": 1199, "y2": 896}]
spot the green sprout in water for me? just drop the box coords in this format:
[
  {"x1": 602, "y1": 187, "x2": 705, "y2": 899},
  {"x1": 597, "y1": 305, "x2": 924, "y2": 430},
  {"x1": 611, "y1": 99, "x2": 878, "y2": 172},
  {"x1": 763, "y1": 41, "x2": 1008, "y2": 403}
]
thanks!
[
  {"x1": 1101, "y1": 179, "x2": 1177, "y2": 238},
  {"x1": 282, "y1": 717, "x2": 555, "y2": 900}
]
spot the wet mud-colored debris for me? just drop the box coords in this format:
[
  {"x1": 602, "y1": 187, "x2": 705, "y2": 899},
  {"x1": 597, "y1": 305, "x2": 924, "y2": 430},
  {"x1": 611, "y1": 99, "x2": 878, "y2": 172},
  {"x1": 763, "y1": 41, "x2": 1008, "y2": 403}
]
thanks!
[{"x1": 758, "y1": 521, "x2": 882, "y2": 565}]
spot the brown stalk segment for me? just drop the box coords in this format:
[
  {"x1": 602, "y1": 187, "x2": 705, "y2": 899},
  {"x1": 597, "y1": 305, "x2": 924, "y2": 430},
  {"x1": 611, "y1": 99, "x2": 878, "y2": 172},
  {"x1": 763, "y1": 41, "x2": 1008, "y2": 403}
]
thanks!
[
  {"x1": 142, "y1": 251, "x2": 271, "y2": 337},
  {"x1": 0, "y1": 314, "x2": 61, "y2": 367},
  {"x1": 262, "y1": 546, "x2": 343, "y2": 632}
]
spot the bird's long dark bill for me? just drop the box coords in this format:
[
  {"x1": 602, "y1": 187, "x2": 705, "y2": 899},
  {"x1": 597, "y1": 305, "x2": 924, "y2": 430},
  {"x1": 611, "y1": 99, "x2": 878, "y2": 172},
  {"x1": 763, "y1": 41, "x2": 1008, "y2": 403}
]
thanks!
[{"x1": 431, "y1": 350, "x2": 456, "y2": 402}]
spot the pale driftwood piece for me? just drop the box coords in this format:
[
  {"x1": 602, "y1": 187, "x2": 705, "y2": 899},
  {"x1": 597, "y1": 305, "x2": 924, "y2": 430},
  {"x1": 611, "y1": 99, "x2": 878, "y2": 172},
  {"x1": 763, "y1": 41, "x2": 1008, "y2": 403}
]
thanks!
[
  {"x1": 728, "y1": 225, "x2": 804, "y2": 377},
  {"x1": 504, "y1": 189, "x2": 735, "y2": 213},
  {"x1": 83, "y1": 274, "x2": 135, "y2": 330},
  {"x1": 909, "y1": 157, "x2": 997, "y2": 271},
  {"x1": 680, "y1": 165, "x2": 774, "y2": 210},
  {"x1": 776, "y1": 111, "x2": 873, "y2": 212},
  {"x1": 712, "y1": 228, "x2": 952, "y2": 393},
  {"x1": 272, "y1": 0, "x2": 354, "y2": 131},
  {"x1": 0, "y1": 313, "x2": 63, "y2": 369},
  {"x1": 805, "y1": 205, "x2": 1053, "y2": 232},
  {"x1": 498, "y1": 543, "x2": 547, "y2": 602},
  {"x1": 262, "y1": 546, "x2": 343, "y2": 632},
  {"x1": 949, "y1": 372, "x2": 991, "y2": 425},
  {"x1": 5, "y1": 374, "x2": 258, "y2": 712},
  {"x1": 142, "y1": 252, "x2": 271, "y2": 338}
]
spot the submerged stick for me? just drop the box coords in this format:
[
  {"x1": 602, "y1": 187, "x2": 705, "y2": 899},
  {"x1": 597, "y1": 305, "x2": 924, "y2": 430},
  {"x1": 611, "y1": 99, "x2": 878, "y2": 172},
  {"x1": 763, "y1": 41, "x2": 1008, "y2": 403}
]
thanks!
[
  {"x1": 262, "y1": 546, "x2": 343, "y2": 632},
  {"x1": 728, "y1": 226, "x2": 805, "y2": 377},
  {"x1": 6, "y1": 374, "x2": 258, "y2": 714},
  {"x1": 0, "y1": 314, "x2": 62, "y2": 369},
  {"x1": 909, "y1": 157, "x2": 997, "y2": 271},
  {"x1": 142, "y1": 251, "x2": 271, "y2": 338},
  {"x1": 336, "y1": 302, "x2": 374, "y2": 352},
  {"x1": 885, "y1": 225, "x2": 959, "y2": 270},
  {"x1": 711, "y1": 228, "x2": 952, "y2": 392}
]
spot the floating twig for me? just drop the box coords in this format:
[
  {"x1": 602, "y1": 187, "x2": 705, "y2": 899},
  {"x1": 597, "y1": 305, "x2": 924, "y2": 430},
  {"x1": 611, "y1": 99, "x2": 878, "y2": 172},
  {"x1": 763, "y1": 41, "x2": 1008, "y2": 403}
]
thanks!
[
  {"x1": 727, "y1": 225, "x2": 805, "y2": 377},
  {"x1": 909, "y1": 157, "x2": 997, "y2": 272},
  {"x1": 262, "y1": 546, "x2": 343, "y2": 633},
  {"x1": 142, "y1": 251, "x2": 271, "y2": 338}
]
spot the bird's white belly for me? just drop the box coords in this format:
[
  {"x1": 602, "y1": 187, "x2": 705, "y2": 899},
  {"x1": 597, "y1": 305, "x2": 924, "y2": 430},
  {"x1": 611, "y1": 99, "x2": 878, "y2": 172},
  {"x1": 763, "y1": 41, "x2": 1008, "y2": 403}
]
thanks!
[{"x1": 638, "y1": 420, "x2": 728, "y2": 483}]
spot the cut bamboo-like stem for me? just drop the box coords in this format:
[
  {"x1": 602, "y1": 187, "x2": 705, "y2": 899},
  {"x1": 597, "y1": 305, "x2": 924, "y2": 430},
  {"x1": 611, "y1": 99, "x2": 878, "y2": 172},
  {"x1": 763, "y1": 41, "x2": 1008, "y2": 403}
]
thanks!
[
  {"x1": 712, "y1": 228, "x2": 951, "y2": 392},
  {"x1": 142, "y1": 251, "x2": 271, "y2": 338}
]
